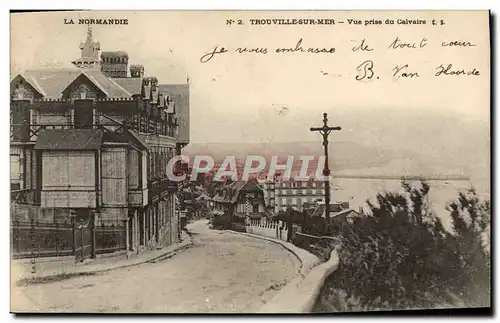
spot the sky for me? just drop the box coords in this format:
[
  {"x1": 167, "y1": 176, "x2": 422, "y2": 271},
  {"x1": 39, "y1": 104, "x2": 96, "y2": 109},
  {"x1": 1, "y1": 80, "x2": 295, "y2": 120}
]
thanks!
[{"x1": 10, "y1": 11, "x2": 490, "y2": 144}]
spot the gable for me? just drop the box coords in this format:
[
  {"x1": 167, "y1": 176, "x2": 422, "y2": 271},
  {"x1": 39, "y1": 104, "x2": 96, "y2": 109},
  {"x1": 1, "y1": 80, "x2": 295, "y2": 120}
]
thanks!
[
  {"x1": 62, "y1": 73, "x2": 108, "y2": 100},
  {"x1": 10, "y1": 75, "x2": 45, "y2": 100}
]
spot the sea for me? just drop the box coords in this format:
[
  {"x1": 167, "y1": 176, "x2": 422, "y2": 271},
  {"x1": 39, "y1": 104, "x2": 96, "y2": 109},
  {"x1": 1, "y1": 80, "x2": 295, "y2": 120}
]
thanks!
[{"x1": 329, "y1": 178, "x2": 490, "y2": 232}]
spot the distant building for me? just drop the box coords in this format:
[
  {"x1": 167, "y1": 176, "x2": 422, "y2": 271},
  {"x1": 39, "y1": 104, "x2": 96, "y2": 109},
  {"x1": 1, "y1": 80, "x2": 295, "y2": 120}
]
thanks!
[
  {"x1": 10, "y1": 27, "x2": 190, "y2": 262},
  {"x1": 330, "y1": 208, "x2": 359, "y2": 225},
  {"x1": 212, "y1": 181, "x2": 266, "y2": 219},
  {"x1": 258, "y1": 175, "x2": 326, "y2": 213}
]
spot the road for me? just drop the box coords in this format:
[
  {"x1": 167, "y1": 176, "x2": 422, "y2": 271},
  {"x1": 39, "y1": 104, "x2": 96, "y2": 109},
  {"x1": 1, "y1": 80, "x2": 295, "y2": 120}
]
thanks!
[{"x1": 11, "y1": 220, "x2": 301, "y2": 313}]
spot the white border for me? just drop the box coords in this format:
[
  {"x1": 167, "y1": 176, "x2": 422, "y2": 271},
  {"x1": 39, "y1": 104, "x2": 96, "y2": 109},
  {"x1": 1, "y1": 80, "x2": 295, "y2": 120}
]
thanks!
[{"x1": 2, "y1": 1, "x2": 497, "y2": 322}]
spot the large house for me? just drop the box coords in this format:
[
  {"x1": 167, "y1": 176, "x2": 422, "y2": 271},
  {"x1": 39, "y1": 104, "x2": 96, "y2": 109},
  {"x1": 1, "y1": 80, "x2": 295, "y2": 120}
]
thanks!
[
  {"x1": 212, "y1": 181, "x2": 266, "y2": 219},
  {"x1": 258, "y1": 175, "x2": 326, "y2": 212},
  {"x1": 10, "y1": 27, "x2": 190, "y2": 262}
]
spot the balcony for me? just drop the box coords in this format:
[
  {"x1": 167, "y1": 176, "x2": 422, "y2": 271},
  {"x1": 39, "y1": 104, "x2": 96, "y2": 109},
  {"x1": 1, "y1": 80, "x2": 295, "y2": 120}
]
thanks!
[
  {"x1": 10, "y1": 124, "x2": 75, "y2": 142},
  {"x1": 11, "y1": 111, "x2": 179, "y2": 143}
]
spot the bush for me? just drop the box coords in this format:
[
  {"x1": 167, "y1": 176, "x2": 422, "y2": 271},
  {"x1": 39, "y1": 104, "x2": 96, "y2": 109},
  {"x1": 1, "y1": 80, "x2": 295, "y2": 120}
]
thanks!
[
  {"x1": 211, "y1": 214, "x2": 231, "y2": 230},
  {"x1": 232, "y1": 216, "x2": 245, "y2": 224},
  {"x1": 317, "y1": 181, "x2": 490, "y2": 311}
]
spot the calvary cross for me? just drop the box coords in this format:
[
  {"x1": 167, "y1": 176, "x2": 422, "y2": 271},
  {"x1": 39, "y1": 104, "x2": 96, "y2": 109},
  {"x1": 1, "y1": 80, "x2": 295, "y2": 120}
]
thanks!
[{"x1": 310, "y1": 112, "x2": 341, "y2": 221}]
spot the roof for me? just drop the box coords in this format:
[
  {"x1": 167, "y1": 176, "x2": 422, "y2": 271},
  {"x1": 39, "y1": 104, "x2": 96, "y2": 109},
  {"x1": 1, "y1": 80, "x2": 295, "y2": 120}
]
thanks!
[
  {"x1": 16, "y1": 68, "x2": 81, "y2": 98},
  {"x1": 213, "y1": 181, "x2": 262, "y2": 204},
  {"x1": 196, "y1": 193, "x2": 210, "y2": 201},
  {"x1": 112, "y1": 77, "x2": 143, "y2": 95},
  {"x1": 34, "y1": 129, "x2": 103, "y2": 150},
  {"x1": 127, "y1": 129, "x2": 149, "y2": 150},
  {"x1": 331, "y1": 209, "x2": 358, "y2": 218},
  {"x1": 12, "y1": 68, "x2": 132, "y2": 99},
  {"x1": 81, "y1": 70, "x2": 132, "y2": 97},
  {"x1": 11, "y1": 74, "x2": 47, "y2": 97},
  {"x1": 101, "y1": 51, "x2": 129, "y2": 58}
]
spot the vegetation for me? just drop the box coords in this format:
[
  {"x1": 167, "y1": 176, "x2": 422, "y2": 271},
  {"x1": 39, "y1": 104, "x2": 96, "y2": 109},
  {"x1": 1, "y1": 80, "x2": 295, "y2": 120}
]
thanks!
[
  {"x1": 211, "y1": 214, "x2": 232, "y2": 230},
  {"x1": 315, "y1": 181, "x2": 490, "y2": 311}
]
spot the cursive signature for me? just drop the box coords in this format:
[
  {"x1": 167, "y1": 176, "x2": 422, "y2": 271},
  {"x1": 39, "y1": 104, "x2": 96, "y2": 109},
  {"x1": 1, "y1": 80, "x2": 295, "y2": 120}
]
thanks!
[
  {"x1": 355, "y1": 60, "x2": 375, "y2": 81},
  {"x1": 392, "y1": 64, "x2": 420, "y2": 78},
  {"x1": 435, "y1": 64, "x2": 480, "y2": 76}
]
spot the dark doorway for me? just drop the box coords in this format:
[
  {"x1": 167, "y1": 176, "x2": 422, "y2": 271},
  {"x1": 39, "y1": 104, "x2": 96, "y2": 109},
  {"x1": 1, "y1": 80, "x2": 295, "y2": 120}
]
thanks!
[
  {"x1": 74, "y1": 209, "x2": 94, "y2": 263},
  {"x1": 74, "y1": 99, "x2": 94, "y2": 129}
]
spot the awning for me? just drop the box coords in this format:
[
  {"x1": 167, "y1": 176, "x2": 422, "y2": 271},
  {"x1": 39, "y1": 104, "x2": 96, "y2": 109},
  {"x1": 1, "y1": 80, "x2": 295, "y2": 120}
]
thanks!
[{"x1": 34, "y1": 129, "x2": 103, "y2": 150}]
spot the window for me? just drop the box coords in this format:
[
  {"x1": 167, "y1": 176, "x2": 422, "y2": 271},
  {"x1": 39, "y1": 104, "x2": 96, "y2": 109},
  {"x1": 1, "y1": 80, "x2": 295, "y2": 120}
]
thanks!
[
  {"x1": 128, "y1": 149, "x2": 140, "y2": 189},
  {"x1": 10, "y1": 154, "x2": 20, "y2": 189},
  {"x1": 42, "y1": 151, "x2": 95, "y2": 189}
]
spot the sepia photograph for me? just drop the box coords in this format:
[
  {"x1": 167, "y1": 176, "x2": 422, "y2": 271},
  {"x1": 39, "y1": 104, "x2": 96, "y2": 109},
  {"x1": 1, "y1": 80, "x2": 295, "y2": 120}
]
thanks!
[{"x1": 9, "y1": 10, "x2": 491, "y2": 314}]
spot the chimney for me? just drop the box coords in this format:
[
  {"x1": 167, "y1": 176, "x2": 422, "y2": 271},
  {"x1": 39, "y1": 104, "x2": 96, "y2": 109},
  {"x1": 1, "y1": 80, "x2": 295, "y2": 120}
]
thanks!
[
  {"x1": 150, "y1": 77, "x2": 158, "y2": 91},
  {"x1": 100, "y1": 51, "x2": 129, "y2": 78},
  {"x1": 130, "y1": 64, "x2": 144, "y2": 78}
]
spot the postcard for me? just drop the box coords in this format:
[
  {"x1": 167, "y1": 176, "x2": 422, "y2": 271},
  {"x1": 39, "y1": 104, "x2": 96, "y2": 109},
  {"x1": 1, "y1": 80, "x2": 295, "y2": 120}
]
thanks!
[{"x1": 10, "y1": 10, "x2": 490, "y2": 313}]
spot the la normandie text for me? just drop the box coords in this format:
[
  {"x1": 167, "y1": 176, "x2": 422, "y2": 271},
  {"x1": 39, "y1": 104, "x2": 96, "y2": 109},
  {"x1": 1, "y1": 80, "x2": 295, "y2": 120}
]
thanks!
[{"x1": 64, "y1": 18, "x2": 129, "y2": 25}]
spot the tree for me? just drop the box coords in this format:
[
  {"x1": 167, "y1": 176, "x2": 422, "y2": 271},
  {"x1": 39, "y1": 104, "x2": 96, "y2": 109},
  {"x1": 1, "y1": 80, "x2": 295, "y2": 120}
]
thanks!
[{"x1": 317, "y1": 181, "x2": 490, "y2": 311}]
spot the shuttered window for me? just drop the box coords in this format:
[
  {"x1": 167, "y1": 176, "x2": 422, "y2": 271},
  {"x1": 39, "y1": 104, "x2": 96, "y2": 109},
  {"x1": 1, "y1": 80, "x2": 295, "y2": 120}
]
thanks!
[
  {"x1": 128, "y1": 149, "x2": 140, "y2": 189},
  {"x1": 42, "y1": 151, "x2": 95, "y2": 189},
  {"x1": 102, "y1": 148, "x2": 127, "y2": 205}
]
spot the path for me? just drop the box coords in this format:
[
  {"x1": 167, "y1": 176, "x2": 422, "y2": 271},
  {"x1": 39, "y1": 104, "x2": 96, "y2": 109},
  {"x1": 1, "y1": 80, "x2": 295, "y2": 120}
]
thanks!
[{"x1": 11, "y1": 220, "x2": 301, "y2": 313}]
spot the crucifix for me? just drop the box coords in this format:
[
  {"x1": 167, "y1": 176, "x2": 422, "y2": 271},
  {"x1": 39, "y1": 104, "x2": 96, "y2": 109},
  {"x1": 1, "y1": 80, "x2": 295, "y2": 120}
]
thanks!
[{"x1": 310, "y1": 113, "x2": 341, "y2": 221}]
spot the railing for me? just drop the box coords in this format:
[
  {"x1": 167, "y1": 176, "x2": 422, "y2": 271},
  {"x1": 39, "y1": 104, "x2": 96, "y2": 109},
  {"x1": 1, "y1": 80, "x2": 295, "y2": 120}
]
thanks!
[
  {"x1": 10, "y1": 220, "x2": 74, "y2": 259},
  {"x1": 11, "y1": 189, "x2": 33, "y2": 204},
  {"x1": 131, "y1": 115, "x2": 177, "y2": 137},
  {"x1": 246, "y1": 219, "x2": 290, "y2": 242},
  {"x1": 11, "y1": 124, "x2": 75, "y2": 142},
  {"x1": 11, "y1": 115, "x2": 179, "y2": 142}
]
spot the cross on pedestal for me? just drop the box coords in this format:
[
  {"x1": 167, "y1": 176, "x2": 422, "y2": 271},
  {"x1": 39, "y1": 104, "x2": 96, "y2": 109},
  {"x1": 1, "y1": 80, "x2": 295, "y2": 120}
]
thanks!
[{"x1": 310, "y1": 113, "x2": 341, "y2": 221}]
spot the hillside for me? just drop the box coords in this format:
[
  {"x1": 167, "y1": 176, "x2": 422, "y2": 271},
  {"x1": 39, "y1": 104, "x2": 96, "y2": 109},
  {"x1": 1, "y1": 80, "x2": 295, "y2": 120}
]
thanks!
[{"x1": 181, "y1": 140, "x2": 472, "y2": 177}]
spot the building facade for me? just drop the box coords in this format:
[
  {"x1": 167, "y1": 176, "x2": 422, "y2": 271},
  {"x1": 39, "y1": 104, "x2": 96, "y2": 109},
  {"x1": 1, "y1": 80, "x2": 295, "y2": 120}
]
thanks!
[
  {"x1": 259, "y1": 177, "x2": 326, "y2": 213},
  {"x1": 10, "y1": 27, "x2": 190, "y2": 262}
]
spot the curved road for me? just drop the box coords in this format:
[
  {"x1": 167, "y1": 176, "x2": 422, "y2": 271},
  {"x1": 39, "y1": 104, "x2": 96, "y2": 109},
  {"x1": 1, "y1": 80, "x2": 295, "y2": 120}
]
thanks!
[{"x1": 12, "y1": 220, "x2": 301, "y2": 313}]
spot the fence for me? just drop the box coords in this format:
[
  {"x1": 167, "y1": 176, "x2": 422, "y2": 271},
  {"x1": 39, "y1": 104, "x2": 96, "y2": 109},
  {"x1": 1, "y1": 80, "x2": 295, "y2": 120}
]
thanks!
[
  {"x1": 11, "y1": 203, "x2": 127, "y2": 259},
  {"x1": 95, "y1": 224, "x2": 127, "y2": 255},
  {"x1": 245, "y1": 219, "x2": 291, "y2": 242},
  {"x1": 10, "y1": 220, "x2": 74, "y2": 259}
]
